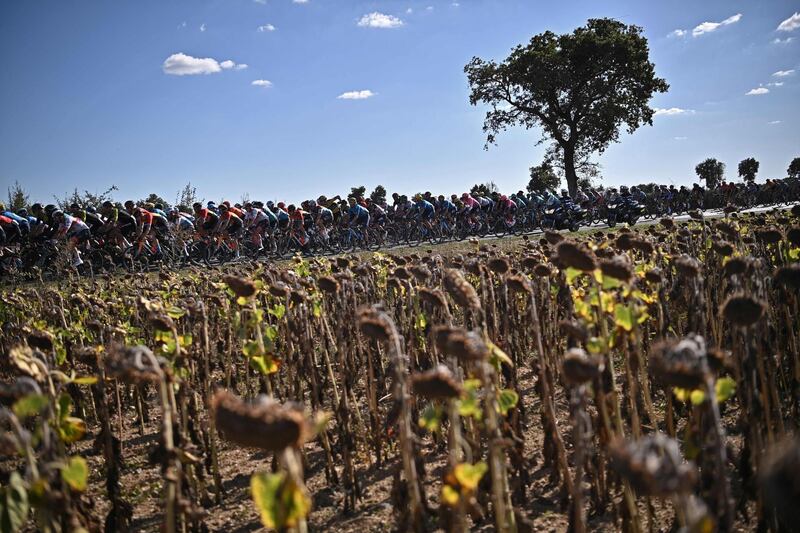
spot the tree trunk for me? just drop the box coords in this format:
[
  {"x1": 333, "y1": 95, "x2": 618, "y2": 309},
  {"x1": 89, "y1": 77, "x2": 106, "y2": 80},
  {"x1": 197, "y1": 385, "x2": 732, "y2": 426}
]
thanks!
[{"x1": 563, "y1": 144, "x2": 578, "y2": 197}]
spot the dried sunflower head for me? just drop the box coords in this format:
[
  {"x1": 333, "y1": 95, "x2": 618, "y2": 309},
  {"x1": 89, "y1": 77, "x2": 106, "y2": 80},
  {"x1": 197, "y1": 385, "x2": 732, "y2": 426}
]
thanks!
[
  {"x1": 610, "y1": 434, "x2": 698, "y2": 498},
  {"x1": 418, "y1": 287, "x2": 448, "y2": 308},
  {"x1": 411, "y1": 365, "x2": 462, "y2": 400},
  {"x1": 721, "y1": 294, "x2": 765, "y2": 327},
  {"x1": 723, "y1": 256, "x2": 749, "y2": 277},
  {"x1": 544, "y1": 230, "x2": 564, "y2": 245},
  {"x1": 644, "y1": 268, "x2": 663, "y2": 285},
  {"x1": 487, "y1": 258, "x2": 510, "y2": 275},
  {"x1": 223, "y1": 275, "x2": 257, "y2": 298},
  {"x1": 27, "y1": 330, "x2": 54, "y2": 352},
  {"x1": 445, "y1": 330, "x2": 490, "y2": 362},
  {"x1": 674, "y1": 255, "x2": 702, "y2": 278},
  {"x1": 443, "y1": 269, "x2": 481, "y2": 310},
  {"x1": 561, "y1": 348, "x2": 602, "y2": 385},
  {"x1": 358, "y1": 307, "x2": 396, "y2": 342},
  {"x1": 105, "y1": 345, "x2": 165, "y2": 384},
  {"x1": 600, "y1": 255, "x2": 634, "y2": 282},
  {"x1": 317, "y1": 275, "x2": 340, "y2": 294},
  {"x1": 787, "y1": 226, "x2": 800, "y2": 247},
  {"x1": 650, "y1": 335, "x2": 709, "y2": 389},
  {"x1": 212, "y1": 390, "x2": 307, "y2": 452},
  {"x1": 555, "y1": 241, "x2": 597, "y2": 272},
  {"x1": 506, "y1": 274, "x2": 531, "y2": 294},
  {"x1": 759, "y1": 436, "x2": 800, "y2": 530},
  {"x1": 774, "y1": 265, "x2": 800, "y2": 290}
]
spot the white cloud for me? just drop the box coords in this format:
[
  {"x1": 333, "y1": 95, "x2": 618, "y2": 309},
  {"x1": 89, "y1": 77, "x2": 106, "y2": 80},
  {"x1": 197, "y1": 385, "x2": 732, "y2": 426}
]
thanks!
[
  {"x1": 292, "y1": 0, "x2": 309, "y2": 3},
  {"x1": 337, "y1": 90, "x2": 375, "y2": 100},
  {"x1": 772, "y1": 37, "x2": 795, "y2": 44},
  {"x1": 252, "y1": 79, "x2": 273, "y2": 88},
  {"x1": 668, "y1": 29, "x2": 687, "y2": 38},
  {"x1": 258, "y1": 24, "x2": 276, "y2": 32},
  {"x1": 452, "y1": 2, "x2": 460, "y2": 6},
  {"x1": 674, "y1": 136, "x2": 688, "y2": 141},
  {"x1": 357, "y1": 12, "x2": 404, "y2": 28},
  {"x1": 426, "y1": 5, "x2": 434, "y2": 10},
  {"x1": 200, "y1": 23, "x2": 206, "y2": 32},
  {"x1": 178, "y1": 21, "x2": 187, "y2": 29},
  {"x1": 162, "y1": 54, "x2": 246, "y2": 76},
  {"x1": 406, "y1": 8, "x2": 413, "y2": 14},
  {"x1": 692, "y1": 13, "x2": 742, "y2": 37},
  {"x1": 768, "y1": 120, "x2": 782, "y2": 125},
  {"x1": 773, "y1": 69, "x2": 795, "y2": 77},
  {"x1": 163, "y1": 53, "x2": 219, "y2": 75},
  {"x1": 654, "y1": 107, "x2": 694, "y2": 116},
  {"x1": 777, "y1": 12, "x2": 800, "y2": 32},
  {"x1": 253, "y1": 0, "x2": 266, "y2": 3},
  {"x1": 746, "y1": 87, "x2": 769, "y2": 95},
  {"x1": 767, "y1": 82, "x2": 785, "y2": 87}
]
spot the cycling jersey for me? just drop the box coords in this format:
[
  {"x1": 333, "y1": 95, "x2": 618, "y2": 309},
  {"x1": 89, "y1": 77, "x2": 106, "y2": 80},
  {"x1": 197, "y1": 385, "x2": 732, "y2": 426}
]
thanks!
[
  {"x1": 59, "y1": 214, "x2": 90, "y2": 237},
  {"x1": 348, "y1": 204, "x2": 369, "y2": 225},
  {"x1": 244, "y1": 207, "x2": 267, "y2": 225},
  {"x1": 171, "y1": 215, "x2": 194, "y2": 232},
  {"x1": 414, "y1": 200, "x2": 435, "y2": 219}
]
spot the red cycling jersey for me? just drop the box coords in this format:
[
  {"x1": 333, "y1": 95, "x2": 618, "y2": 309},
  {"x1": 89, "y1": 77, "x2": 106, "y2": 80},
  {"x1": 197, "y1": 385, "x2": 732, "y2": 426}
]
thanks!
[{"x1": 135, "y1": 209, "x2": 154, "y2": 225}]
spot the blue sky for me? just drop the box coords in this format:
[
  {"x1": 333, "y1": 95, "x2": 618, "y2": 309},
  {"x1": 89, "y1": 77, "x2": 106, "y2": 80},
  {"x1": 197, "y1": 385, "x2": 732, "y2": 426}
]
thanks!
[{"x1": 1, "y1": 0, "x2": 798, "y2": 204}]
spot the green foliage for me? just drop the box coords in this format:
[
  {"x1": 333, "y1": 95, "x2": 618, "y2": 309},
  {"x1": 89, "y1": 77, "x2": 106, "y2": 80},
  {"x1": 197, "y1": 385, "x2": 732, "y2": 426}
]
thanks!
[
  {"x1": 349, "y1": 186, "x2": 367, "y2": 200},
  {"x1": 418, "y1": 404, "x2": 443, "y2": 433},
  {"x1": 787, "y1": 157, "x2": 800, "y2": 179},
  {"x1": 6, "y1": 181, "x2": 29, "y2": 212},
  {"x1": 12, "y1": 394, "x2": 48, "y2": 419},
  {"x1": 175, "y1": 182, "x2": 202, "y2": 211},
  {"x1": 453, "y1": 461, "x2": 487, "y2": 490},
  {"x1": 54, "y1": 185, "x2": 118, "y2": 210},
  {"x1": 250, "y1": 471, "x2": 310, "y2": 530},
  {"x1": 139, "y1": 193, "x2": 170, "y2": 209},
  {"x1": 497, "y1": 389, "x2": 519, "y2": 415},
  {"x1": 0, "y1": 472, "x2": 29, "y2": 533},
  {"x1": 470, "y1": 181, "x2": 499, "y2": 197},
  {"x1": 466, "y1": 18, "x2": 668, "y2": 194},
  {"x1": 369, "y1": 185, "x2": 387, "y2": 205},
  {"x1": 695, "y1": 158, "x2": 725, "y2": 188},
  {"x1": 737, "y1": 158, "x2": 759, "y2": 183},
  {"x1": 60, "y1": 457, "x2": 89, "y2": 492},
  {"x1": 528, "y1": 161, "x2": 561, "y2": 194}
]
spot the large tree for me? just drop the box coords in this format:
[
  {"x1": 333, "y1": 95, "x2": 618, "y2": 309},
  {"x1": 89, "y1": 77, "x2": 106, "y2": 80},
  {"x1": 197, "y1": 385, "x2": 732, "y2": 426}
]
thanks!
[
  {"x1": 695, "y1": 158, "x2": 725, "y2": 189},
  {"x1": 788, "y1": 157, "x2": 800, "y2": 179},
  {"x1": 738, "y1": 157, "x2": 759, "y2": 183},
  {"x1": 527, "y1": 161, "x2": 561, "y2": 194},
  {"x1": 465, "y1": 18, "x2": 668, "y2": 195}
]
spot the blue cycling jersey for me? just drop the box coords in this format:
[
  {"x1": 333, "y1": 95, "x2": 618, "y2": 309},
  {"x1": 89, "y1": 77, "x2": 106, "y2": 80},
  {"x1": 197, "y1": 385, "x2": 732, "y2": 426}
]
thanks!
[
  {"x1": 415, "y1": 200, "x2": 435, "y2": 216},
  {"x1": 348, "y1": 204, "x2": 369, "y2": 222}
]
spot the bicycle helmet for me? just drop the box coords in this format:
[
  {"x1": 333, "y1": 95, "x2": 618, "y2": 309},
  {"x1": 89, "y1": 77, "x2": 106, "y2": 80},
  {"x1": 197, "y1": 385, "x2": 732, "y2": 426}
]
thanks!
[
  {"x1": 17, "y1": 208, "x2": 28, "y2": 217},
  {"x1": 219, "y1": 203, "x2": 229, "y2": 212},
  {"x1": 287, "y1": 204, "x2": 296, "y2": 212}
]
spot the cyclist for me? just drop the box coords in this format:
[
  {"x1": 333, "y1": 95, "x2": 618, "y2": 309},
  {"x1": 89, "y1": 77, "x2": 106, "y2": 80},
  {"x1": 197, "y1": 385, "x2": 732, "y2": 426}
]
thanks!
[
  {"x1": 497, "y1": 194, "x2": 517, "y2": 227},
  {"x1": 130, "y1": 206, "x2": 162, "y2": 257},
  {"x1": 347, "y1": 196, "x2": 370, "y2": 230},
  {"x1": 70, "y1": 204, "x2": 105, "y2": 235},
  {"x1": 1, "y1": 204, "x2": 30, "y2": 237},
  {"x1": 412, "y1": 194, "x2": 435, "y2": 234},
  {"x1": 100, "y1": 201, "x2": 137, "y2": 248},
  {"x1": 53, "y1": 210, "x2": 90, "y2": 267},
  {"x1": 242, "y1": 201, "x2": 270, "y2": 251},
  {"x1": 215, "y1": 203, "x2": 243, "y2": 258},
  {"x1": 283, "y1": 205, "x2": 308, "y2": 248},
  {"x1": 193, "y1": 202, "x2": 219, "y2": 236},
  {"x1": 0, "y1": 214, "x2": 21, "y2": 246}
]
